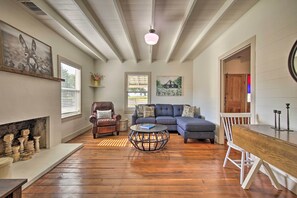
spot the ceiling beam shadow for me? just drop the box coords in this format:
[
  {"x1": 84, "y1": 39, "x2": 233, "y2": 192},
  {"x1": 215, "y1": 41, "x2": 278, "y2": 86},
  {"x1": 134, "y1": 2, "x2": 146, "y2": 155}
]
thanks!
[
  {"x1": 31, "y1": 0, "x2": 107, "y2": 62},
  {"x1": 166, "y1": 0, "x2": 197, "y2": 63},
  {"x1": 180, "y1": 0, "x2": 236, "y2": 63},
  {"x1": 113, "y1": 0, "x2": 139, "y2": 63},
  {"x1": 74, "y1": 0, "x2": 124, "y2": 62}
]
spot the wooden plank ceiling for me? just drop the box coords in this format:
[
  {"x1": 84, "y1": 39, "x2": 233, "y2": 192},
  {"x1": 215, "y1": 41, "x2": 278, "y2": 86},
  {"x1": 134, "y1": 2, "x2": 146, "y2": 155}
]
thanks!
[{"x1": 17, "y1": 0, "x2": 259, "y2": 63}]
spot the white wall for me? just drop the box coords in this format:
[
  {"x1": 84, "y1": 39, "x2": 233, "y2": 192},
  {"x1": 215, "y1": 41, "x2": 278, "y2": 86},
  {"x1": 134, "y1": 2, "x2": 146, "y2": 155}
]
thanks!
[
  {"x1": 94, "y1": 60, "x2": 193, "y2": 121},
  {"x1": 224, "y1": 58, "x2": 250, "y2": 74},
  {"x1": 193, "y1": 0, "x2": 297, "y2": 129},
  {"x1": 0, "y1": 0, "x2": 94, "y2": 146},
  {"x1": 193, "y1": 0, "x2": 297, "y2": 193}
]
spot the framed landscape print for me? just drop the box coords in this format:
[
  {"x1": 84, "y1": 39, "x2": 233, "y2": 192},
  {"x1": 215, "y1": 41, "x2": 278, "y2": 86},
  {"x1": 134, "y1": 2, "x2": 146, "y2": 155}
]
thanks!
[
  {"x1": 156, "y1": 76, "x2": 182, "y2": 96},
  {"x1": 0, "y1": 20, "x2": 53, "y2": 78}
]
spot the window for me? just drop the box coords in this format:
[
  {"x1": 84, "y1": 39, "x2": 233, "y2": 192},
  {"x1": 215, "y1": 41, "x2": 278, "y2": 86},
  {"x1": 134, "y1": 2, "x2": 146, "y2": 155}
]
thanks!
[
  {"x1": 125, "y1": 72, "x2": 151, "y2": 113},
  {"x1": 59, "y1": 56, "x2": 81, "y2": 119}
]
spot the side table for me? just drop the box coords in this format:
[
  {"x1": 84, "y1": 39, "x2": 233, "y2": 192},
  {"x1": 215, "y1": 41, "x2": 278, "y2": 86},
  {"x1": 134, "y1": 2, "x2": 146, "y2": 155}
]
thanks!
[
  {"x1": 0, "y1": 179, "x2": 27, "y2": 198},
  {"x1": 119, "y1": 119, "x2": 128, "y2": 131}
]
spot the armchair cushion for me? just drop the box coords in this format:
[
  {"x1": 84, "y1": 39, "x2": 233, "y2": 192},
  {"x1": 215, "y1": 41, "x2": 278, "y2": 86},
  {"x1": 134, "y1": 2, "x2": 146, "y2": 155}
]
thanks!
[
  {"x1": 97, "y1": 110, "x2": 112, "y2": 119},
  {"x1": 97, "y1": 118, "x2": 117, "y2": 126}
]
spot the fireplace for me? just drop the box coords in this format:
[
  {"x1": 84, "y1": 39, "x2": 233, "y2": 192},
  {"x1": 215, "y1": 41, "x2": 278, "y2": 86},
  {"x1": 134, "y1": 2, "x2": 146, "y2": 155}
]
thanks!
[{"x1": 0, "y1": 117, "x2": 49, "y2": 156}]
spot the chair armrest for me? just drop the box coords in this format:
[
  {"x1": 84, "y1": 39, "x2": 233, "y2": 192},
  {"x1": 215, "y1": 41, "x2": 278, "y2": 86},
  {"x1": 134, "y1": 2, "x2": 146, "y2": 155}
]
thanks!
[
  {"x1": 113, "y1": 114, "x2": 121, "y2": 121},
  {"x1": 89, "y1": 113, "x2": 97, "y2": 124}
]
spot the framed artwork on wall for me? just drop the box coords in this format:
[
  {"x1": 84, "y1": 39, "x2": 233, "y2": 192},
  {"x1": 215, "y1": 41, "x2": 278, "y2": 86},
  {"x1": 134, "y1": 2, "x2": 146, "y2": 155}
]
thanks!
[
  {"x1": 156, "y1": 76, "x2": 182, "y2": 96},
  {"x1": 0, "y1": 20, "x2": 53, "y2": 78}
]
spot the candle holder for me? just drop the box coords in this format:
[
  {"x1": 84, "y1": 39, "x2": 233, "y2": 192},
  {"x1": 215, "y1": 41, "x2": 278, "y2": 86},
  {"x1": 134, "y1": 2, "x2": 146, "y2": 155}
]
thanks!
[
  {"x1": 277, "y1": 110, "x2": 281, "y2": 131},
  {"x1": 286, "y1": 103, "x2": 294, "y2": 132},
  {"x1": 272, "y1": 110, "x2": 278, "y2": 129}
]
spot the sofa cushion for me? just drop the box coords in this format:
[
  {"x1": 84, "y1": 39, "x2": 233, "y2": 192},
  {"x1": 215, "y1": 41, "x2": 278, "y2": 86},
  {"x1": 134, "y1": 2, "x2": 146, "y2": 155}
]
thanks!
[
  {"x1": 156, "y1": 116, "x2": 176, "y2": 125},
  {"x1": 176, "y1": 117, "x2": 215, "y2": 132},
  {"x1": 155, "y1": 104, "x2": 173, "y2": 116},
  {"x1": 135, "y1": 117, "x2": 156, "y2": 124},
  {"x1": 173, "y1": 105, "x2": 184, "y2": 117}
]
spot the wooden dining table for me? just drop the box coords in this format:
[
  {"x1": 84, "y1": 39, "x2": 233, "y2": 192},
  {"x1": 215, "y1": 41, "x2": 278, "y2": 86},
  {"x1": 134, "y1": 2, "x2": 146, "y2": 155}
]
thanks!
[{"x1": 232, "y1": 124, "x2": 297, "y2": 190}]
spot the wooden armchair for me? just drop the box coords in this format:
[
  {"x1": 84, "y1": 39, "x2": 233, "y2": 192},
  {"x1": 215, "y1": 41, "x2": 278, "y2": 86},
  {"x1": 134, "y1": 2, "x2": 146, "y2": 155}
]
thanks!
[{"x1": 89, "y1": 102, "x2": 121, "y2": 138}]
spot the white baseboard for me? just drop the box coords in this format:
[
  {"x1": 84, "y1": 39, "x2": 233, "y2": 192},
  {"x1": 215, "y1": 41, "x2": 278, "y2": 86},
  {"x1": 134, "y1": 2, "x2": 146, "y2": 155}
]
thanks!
[
  {"x1": 62, "y1": 125, "x2": 92, "y2": 143},
  {"x1": 260, "y1": 165, "x2": 297, "y2": 195}
]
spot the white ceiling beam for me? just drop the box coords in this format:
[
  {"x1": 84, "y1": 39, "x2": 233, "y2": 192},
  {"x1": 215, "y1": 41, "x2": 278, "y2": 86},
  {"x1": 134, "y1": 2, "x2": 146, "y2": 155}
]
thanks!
[
  {"x1": 149, "y1": 0, "x2": 156, "y2": 63},
  {"x1": 74, "y1": 0, "x2": 124, "y2": 62},
  {"x1": 31, "y1": 0, "x2": 107, "y2": 62},
  {"x1": 180, "y1": 0, "x2": 236, "y2": 62},
  {"x1": 113, "y1": 0, "x2": 138, "y2": 63},
  {"x1": 166, "y1": 0, "x2": 197, "y2": 63}
]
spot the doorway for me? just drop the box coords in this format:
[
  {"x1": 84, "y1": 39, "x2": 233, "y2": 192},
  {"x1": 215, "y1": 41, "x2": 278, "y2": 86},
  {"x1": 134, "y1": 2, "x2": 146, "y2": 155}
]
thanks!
[{"x1": 218, "y1": 37, "x2": 256, "y2": 144}]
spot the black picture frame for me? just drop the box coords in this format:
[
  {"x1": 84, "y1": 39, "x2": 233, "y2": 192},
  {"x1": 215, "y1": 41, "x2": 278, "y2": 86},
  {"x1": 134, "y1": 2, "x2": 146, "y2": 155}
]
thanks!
[
  {"x1": 288, "y1": 40, "x2": 297, "y2": 83},
  {"x1": 0, "y1": 20, "x2": 53, "y2": 79}
]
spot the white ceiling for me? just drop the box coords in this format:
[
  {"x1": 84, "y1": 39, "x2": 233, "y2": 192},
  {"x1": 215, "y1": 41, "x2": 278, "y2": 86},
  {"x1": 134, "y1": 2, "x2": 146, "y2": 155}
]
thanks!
[{"x1": 17, "y1": 0, "x2": 259, "y2": 63}]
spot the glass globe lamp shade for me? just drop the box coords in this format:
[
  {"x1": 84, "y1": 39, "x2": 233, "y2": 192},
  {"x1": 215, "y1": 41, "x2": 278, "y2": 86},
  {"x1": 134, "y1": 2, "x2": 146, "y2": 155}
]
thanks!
[{"x1": 144, "y1": 29, "x2": 159, "y2": 45}]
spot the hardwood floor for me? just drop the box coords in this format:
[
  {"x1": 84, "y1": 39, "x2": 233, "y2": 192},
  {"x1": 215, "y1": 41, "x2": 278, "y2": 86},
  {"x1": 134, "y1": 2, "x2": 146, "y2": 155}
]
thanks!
[{"x1": 23, "y1": 131, "x2": 297, "y2": 197}]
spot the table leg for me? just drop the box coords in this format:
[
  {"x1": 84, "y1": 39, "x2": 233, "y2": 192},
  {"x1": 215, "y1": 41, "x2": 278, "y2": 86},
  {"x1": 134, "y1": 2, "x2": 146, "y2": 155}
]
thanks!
[
  {"x1": 242, "y1": 157, "x2": 262, "y2": 189},
  {"x1": 242, "y1": 157, "x2": 282, "y2": 190},
  {"x1": 262, "y1": 161, "x2": 282, "y2": 190}
]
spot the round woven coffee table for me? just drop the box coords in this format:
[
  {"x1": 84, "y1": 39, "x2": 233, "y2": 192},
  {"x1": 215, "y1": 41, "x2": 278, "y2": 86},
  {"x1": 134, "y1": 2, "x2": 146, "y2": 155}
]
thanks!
[{"x1": 128, "y1": 124, "x2": 170, "y2": 151}]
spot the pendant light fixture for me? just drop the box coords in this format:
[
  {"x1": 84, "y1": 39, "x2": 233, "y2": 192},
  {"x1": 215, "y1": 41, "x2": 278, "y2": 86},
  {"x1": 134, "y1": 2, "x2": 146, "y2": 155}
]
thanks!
[{"x1": 144, "y1": 28, "x2": 159, "y2": 45}]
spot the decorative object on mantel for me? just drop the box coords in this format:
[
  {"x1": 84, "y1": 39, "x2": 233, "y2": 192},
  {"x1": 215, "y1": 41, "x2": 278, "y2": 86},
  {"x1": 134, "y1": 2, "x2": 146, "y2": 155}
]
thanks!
[
  {"x1": 90, "y1": 72, "x2": 104, "y2": 87},
  {"x1": 0, "y1": 20, "x2": 53, "y2": 79},
  {"x1": 34, "y1": 136, "x2": 41, "y2": 153},
  {"x1": 18, "y1": 137, "x2": 25, "y2": 153},
  {"x1": 12, "y1": 146, "x2": 20, "y2": 162},
  {"x1": 21, "y1": 129, "x2": 30, "y2": 149},
  {"x1": 3, "y1": 134, "x2": 14, "y2": 157},
  {"x1": 0, "y1": 128, "x2": 42, "y2": 162}
]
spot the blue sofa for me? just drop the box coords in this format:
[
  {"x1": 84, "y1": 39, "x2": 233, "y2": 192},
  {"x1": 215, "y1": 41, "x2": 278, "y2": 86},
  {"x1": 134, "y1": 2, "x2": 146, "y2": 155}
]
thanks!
[{"x1": 132, "y1": 104, "x2": 215, "y2": 144}]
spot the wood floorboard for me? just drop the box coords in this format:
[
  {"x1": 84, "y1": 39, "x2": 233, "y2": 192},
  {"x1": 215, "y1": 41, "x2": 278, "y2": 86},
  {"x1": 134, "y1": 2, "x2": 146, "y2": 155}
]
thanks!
[{"x1": 23, "y1": 130, "x2": 297, "y2": 198}]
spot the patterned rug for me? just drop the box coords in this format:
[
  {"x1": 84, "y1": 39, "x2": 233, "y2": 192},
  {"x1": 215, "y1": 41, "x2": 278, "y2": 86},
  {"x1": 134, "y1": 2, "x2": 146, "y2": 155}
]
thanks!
[{"x1": 97, "y1": 138, "x2": 131, "y2": 147}]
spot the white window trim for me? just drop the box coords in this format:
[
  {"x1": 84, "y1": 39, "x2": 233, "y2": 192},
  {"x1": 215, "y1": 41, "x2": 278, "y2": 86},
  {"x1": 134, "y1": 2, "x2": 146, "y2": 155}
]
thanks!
[
  {"x1": 58, "y1": 55, "x2": 82, "y2": 120},
  {"x1": 124, "y1": 72, "x2": 151, "y2": 114}
]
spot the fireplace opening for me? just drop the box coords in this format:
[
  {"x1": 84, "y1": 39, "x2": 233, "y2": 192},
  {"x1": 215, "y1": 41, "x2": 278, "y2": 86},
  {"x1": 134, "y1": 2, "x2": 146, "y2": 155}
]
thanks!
[{"x1": 0, "y1": 117, "x2": 48, "y2": 157}]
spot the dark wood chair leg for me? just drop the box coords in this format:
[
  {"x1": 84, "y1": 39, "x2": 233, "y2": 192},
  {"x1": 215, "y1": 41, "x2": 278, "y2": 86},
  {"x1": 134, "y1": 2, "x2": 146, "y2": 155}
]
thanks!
[
  {"x1": 184, "y1": 138, "x2": 188, "y2": 144},
  {"x1": 93, "y1": 133, "x2": 97, "y2": 139},
  {"x1": 210, "y1": 139, "x2": 214, "y2": 144},
  {"x1": 117, "y1": 131, "x2": 119, "y2": 135}
]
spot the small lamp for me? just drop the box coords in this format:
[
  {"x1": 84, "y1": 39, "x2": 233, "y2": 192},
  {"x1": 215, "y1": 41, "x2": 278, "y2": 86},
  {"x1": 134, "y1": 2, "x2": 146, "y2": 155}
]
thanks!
[{"x1": 144, "y1": 29, "x2": 159, "y2": 45}]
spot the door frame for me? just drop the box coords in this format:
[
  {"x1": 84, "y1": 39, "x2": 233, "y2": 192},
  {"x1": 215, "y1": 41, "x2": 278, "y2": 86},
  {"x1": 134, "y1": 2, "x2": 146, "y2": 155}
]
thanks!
[{"x1": 218, "y1": 36, "x2": 256, "y2": 144}]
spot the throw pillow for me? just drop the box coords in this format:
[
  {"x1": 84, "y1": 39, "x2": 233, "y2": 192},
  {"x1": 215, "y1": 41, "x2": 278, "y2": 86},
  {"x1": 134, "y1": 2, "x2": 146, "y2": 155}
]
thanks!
[
  {"x1": 182, "y1": 105, "x2": 195, "y2": 117},
  {"x1": 97, "y1": 110, "x2": 112, "y2": 119},
  {"x1": 143, "y1": 106, "x2": 155, "y2": 118},
  {"x1": 136, "y1": 104, "x2": 147, "y2": 117}
]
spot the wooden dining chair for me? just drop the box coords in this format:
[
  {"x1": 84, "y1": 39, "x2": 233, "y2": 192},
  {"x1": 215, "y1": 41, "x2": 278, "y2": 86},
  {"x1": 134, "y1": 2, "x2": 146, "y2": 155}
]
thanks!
[{"x1": 220, "y1": 113, "x2": 253, "y2": 184}]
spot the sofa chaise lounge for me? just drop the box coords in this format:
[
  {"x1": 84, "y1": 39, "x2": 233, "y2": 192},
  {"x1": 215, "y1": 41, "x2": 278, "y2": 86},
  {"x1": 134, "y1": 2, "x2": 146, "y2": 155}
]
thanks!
[{"x1": 132, "y1": 104, "x2": 215, "y2": 144}]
